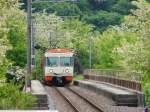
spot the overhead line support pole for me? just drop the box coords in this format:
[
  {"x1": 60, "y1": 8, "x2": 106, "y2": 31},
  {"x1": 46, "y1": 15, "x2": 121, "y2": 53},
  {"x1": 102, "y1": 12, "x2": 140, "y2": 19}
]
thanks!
[
  {"x1": 27, "y1": 0, "x2": 32, "y2": 88},
  {"x1": 89, "y1": 36, "x2": 92, "y2": 74}
]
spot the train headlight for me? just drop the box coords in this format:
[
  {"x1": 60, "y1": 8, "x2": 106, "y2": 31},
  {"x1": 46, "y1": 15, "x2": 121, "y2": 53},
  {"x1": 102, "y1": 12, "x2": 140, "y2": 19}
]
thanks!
[
  {"x1": 65, "y1": 68, "x2": 69, "y2": 73},
  {"x1": 49, "y1": 69, "x2": 53, "y2": 73}
]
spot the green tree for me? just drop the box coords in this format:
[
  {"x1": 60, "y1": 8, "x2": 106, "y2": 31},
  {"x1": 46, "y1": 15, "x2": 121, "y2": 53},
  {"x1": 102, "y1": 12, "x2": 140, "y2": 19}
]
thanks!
[
  {"x1": 0, "y1": 0, "x2": 15, "y2": 79},
  {"x1": 94, "y1": 0, "x2": 150, "y2": 74},
  {"x1": 111, "y1": 0, "x2": 136, "y2": 15},
  {"x1": 61, "y1": 19, "x2": 94, "y2": 67},
  {"x1": 6, "y1": 7, "x2": 27, "y2": 67},
  {"x1": 0, "y1": 0, "x2": 27, "y2": 78},
  {"x1": 83, "y1": 11, "x2": 122, "y2": 31},
  {"x1": 21, "y1": 0, "x2": 135, "y2": 31},
  {"x1": 100, "y1": 0, "x2": 150, "y2": 104},
  {"x1": 92, "y1": 28, "x2": 137, "y2": 69},
  {"x1": 33, "y1": 13, "x2": 64, "y2": 48},
  {"x1": 116, "y1": 0, "x2": 150, "y2": 74}
]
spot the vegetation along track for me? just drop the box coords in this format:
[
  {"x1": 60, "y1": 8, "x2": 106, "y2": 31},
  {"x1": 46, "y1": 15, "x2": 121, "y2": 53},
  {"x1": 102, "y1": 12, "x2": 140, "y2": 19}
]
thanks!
[{"x1": 55, "y1": 87, "x2": 104, "y2": 112}]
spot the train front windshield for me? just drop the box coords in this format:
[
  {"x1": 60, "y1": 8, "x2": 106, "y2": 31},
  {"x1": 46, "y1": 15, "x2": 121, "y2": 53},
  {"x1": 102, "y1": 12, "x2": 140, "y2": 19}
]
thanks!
[
  {"x1": 60, "y1": 57, "x2": 73, "y2": 67},
  {"x1": 46, "y1": 57, "x2": 59, "y2": 67},
  {"x1": 46, "y1": 57, "x2": 73, "y2": 67}
]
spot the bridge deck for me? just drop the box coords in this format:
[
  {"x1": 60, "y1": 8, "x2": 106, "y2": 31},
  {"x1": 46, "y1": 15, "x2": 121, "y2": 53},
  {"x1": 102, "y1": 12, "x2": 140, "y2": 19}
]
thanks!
[
  {"x1": 82, "y1": 80, "x2": 133, "y2": 95},
  {"x1": 74, "y1": 80, "x2": 144, "y2": 107}
]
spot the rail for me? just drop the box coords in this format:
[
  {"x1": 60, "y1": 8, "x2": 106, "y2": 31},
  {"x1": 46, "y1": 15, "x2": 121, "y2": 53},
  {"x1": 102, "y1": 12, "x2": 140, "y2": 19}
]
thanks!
[
  {"x1": 54, "y1": 87, "x2": 80, "y2": 112},
  {"x1": 68, "y1": 87, "x2": 104, "y2": 112}
]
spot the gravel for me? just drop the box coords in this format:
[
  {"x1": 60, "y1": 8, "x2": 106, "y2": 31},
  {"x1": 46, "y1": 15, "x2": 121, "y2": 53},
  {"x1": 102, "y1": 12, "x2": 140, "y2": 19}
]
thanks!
[
  {"x1": 45, "y1": 86, "x2": 75, "y2": 112},
  {"x1": 45, "y1": 85, "x2": 145, "y2": 112},
  {"x1": 70, "y1": 86, "x2": 114, "y2": 112},
  {"x1": 57, "y1": 87, "x2": 100, "y2": 112},
  {"x1": 70, "y1": 86, "x2": 145, "y2": 112}
]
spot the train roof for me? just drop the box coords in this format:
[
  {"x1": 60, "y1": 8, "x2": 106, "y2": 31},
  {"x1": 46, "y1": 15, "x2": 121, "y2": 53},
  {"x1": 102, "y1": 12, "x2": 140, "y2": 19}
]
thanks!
[
  {"x1": 45, "y1": 48, "x2": 74, "y2": 57},
  {"x1": 46, "y1": 48, "x2": 74, "y2": 53}
]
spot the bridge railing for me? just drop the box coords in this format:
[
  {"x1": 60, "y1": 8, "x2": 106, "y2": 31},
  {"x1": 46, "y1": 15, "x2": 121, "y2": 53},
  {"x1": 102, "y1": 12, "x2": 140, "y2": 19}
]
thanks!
[
  {"x1": 84, "y1": 69, "x2": 143, "y2": 91},
  {"x1": 84, "y1": 69, "x2": 143, "y2": 81}
]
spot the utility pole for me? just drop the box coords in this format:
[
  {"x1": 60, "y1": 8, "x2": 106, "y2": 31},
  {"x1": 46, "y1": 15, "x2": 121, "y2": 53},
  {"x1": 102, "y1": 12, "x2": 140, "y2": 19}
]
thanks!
[
  {"x1": 27, "y1": 0, "x2": 32, "y2": 74},
  {"x1": 32, "y1": 22, "x2": 35, "y2": 67},
  {"x1": 49, "y1": 32, "x2": 52, "y2": 48},
  {"x1": 89, "y1": 36, "x2": 92, "y2": 73},
  {"x1": 27, "y1": 0, "x2": 32, "y2": 88}
]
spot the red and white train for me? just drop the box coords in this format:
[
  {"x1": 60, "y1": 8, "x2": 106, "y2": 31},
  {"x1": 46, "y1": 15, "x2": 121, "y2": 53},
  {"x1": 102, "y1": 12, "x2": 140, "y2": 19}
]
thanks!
[{"x1": 41, "y1": 48, "x2": 74, "y2": 85}]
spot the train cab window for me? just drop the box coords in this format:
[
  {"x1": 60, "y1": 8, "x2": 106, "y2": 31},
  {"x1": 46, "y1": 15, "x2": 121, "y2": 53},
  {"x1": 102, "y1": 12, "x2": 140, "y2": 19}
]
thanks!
[
  {"x1": 46, "y1": 57, "x2": 58, "y2": 67},
  {"x1": 60, "y1": 57, "x2": 73, "y2": 67}
]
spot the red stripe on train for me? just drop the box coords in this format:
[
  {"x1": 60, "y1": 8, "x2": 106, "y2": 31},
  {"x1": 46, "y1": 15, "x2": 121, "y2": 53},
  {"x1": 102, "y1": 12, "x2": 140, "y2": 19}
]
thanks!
[
  {"x1": 65, "y1": 76, "x2": 73, "y2": 81},
  {"x1": 45, "y1": 76, "x2": 53, "y2": 81}
]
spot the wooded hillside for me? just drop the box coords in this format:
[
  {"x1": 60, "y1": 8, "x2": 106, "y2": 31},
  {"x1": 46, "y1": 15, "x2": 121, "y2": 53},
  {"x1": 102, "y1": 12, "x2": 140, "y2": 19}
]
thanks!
[{"x1": 21, "y1": 0, "x2": 136, "y2": 31}]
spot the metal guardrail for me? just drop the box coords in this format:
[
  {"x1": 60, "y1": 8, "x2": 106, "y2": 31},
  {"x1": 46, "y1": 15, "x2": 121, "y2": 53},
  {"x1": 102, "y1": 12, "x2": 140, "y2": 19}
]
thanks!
[
  {"x1": 84, "y1": 69, "x2": 143, "y2": 82},
  {"x1": 84, "y1": 75, "x2": 142, "y2": 91},
  {"x1": 84, "y1": 69, "x2": 143, "y2": 91}
]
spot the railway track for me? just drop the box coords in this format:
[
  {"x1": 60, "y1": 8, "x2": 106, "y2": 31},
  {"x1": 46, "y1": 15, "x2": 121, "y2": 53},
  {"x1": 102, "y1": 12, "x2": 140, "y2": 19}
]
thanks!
[
  {"x1": 68, "y1": 87, "x2": 104, "y2": 112},
  {"x1": 55, "y1": 87, "x2": 104, "y2": 112},
  {"x1": 46, "y1": 85, "x2": 145, "y2": 112},
  {"x1": 54, "y1": 87, "x2": 80, "y2": 112}
]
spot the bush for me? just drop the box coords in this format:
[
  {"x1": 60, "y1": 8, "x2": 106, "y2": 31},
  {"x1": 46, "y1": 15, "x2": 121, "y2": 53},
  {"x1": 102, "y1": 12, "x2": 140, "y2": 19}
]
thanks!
[
  {"x1": 144, "y1": 83, "x2": 150, "y2": 106},
  {"x1": 0, "y1": 83, "x2": 36, "y2": 109}
]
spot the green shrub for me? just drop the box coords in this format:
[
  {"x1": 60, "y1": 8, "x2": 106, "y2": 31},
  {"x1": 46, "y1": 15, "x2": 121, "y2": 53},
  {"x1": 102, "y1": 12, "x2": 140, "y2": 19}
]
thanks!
[
  {"x1": 73, "y1": 74, "x2": 84, "y2": 81},
  {"x1": 0, "y1": 83, "x2": 36, "y2": 109},
  {"x1": 144, "y1": 83, "x2": 150, "y2": 106}
]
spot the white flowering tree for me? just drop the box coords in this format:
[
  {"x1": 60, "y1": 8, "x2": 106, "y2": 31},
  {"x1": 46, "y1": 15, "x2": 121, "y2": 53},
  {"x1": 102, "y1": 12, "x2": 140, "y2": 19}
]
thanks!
[
  {"x1": 33, "y1": 13, "x2": 67, "y2": 48},
  {"x1": 0, "y1": 0, "x2": 27, "y2": 78},
  {"x1": 114, "y1": 0, "x2": 150, "y2": 73},
  {"x1": 108, "y1": 1, "x2": 150, "y2": 103},
  {"x1": 0, "y1": 0, "x2": 13, "y2": 79}
]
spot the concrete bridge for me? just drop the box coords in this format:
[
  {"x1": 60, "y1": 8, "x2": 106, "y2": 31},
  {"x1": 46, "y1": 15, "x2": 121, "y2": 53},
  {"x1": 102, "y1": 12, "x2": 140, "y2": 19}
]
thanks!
[{"x1": 28, "y1": 69, "x2": 149, "y2": 112}]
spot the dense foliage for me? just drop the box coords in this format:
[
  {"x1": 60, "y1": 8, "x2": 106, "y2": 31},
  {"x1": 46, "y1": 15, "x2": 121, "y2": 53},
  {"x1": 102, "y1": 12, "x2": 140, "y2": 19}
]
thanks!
[
  {"x1": 92, "y1": 30, "x2": 138, "y2": 69},
  {"x1": 0, "y1": 0, "x2": 12, "y2": 79},
  {"x1": 32, "y1": 0, "x2": 150, "y2": 75},
  {"x1": 0, "y1": 83, "x2": 36, "y2": 109},
  {"x1": 6, "y1": 8, "x2": 27, "y2": 67},
  {"x1": 73, "y1": 0, "x2": 149, "y2": 76},
  {"x1": 21, "y1": 0, "x2": 136, "y2": 31},
  {"x1": 91, "y1": 0, "x2": 150, "y2": 104},
  {"x1": 0, "y1": 0, "x2": 36, "y2": 109},
  {"x1": 0, "y1": 0, "x2": 27, "y2": 79}
]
